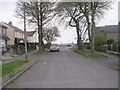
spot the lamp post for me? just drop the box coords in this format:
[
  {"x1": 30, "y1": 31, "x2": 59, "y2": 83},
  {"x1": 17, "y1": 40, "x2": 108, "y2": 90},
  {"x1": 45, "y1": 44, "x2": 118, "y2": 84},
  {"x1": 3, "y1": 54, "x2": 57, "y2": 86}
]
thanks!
[{"x1": 24, "y1": 2, "x2": 28, "y2": 60}]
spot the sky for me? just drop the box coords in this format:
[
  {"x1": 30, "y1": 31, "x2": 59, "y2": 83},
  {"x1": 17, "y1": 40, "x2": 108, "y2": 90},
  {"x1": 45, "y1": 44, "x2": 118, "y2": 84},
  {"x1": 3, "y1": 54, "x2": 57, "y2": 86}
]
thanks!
[
  {"x1": 119, "y1": 2, "x2": 120, "y2": 22},
  {"x1": 0, "y1": 0, "x2": 119, "y2": 44}
]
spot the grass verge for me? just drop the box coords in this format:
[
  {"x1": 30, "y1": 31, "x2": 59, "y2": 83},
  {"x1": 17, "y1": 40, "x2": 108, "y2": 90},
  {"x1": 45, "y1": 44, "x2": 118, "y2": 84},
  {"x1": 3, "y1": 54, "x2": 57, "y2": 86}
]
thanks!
[
  {"x1": 33, "y1": 49, "x2": 49, "y2": 54},
  {"x1": 71, "y1": 48, "x2": 108, "y2": 58},
  {"x1": 0, "y1": 60, "x2": 28, "y2": 76}
]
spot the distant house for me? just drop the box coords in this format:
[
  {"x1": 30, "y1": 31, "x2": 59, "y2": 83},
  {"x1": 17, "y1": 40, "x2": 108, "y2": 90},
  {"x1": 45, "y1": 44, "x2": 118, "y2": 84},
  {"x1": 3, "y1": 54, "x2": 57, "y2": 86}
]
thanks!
[
  {"x1": 27, "y1": 31, "x2": 37, "y2": 43},
  {"x1": 95, "y1": 25, "x2": 119, "y2": 41},
  {"x1": 1, "y1": 21, "x2": 24, "y2": 46},
  {"x1": 0, "y1": 24, "x2": 10, "y2": 51}
]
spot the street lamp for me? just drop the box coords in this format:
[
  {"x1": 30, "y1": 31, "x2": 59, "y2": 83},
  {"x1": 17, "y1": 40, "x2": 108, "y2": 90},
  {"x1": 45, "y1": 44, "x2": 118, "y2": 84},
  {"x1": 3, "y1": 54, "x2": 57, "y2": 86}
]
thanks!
[{"x1": 24, "y1": 2, "x2": 28, "y2": 60}]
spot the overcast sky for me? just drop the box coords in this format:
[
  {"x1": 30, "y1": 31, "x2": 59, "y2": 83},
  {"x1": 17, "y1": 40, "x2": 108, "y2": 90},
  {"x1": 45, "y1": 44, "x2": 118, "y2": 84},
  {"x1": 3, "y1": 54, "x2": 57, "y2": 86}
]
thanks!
[{"x1": 0, "y1": 0, "x2": 119, "y2": 44}]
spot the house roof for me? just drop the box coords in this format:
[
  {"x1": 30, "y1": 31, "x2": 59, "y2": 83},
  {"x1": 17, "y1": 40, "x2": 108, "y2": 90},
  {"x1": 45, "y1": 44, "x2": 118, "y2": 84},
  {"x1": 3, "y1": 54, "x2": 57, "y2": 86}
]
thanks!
[
  {"x1": 95, "y1": 25, "x2": 119, "y2": 33},
  {"x1": 1, "y1": 22, "x2": 24, "y2": 33},
  {"x1": 0, "y1": 23, "x2": 7, "y2": 28},
  {"x1": 26, "y1": 31, "x2": 36, "y2": 36},
  {"x1": 10, "y1": 25, "x2": 24, "y2": 33}
]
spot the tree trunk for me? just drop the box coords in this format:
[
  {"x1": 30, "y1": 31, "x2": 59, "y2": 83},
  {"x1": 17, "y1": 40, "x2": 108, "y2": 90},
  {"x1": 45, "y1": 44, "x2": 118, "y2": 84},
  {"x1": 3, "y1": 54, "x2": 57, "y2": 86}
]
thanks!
[
  {"x1": 38, "y1": 24, "x2": 42, "y2": 51},
  {"x1": 36, "y1": 2, "x2": 42, "y2": 51},
  {"x1": 86, "y1": 16, "x2": 91, "y2": 50},
  {"x1": 76, "y1": 23, "x2": 83, "y2": 50},
  {"x1": 40, "y1": 2, "x2": 44, "y2": 51},
  {"x1": 91, "y1": 2, "x2": 95, "y2": 53}
]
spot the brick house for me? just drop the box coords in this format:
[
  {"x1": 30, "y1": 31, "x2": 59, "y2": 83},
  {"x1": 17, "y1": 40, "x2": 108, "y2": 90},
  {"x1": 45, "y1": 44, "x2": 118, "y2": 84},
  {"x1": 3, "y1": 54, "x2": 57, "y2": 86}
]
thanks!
[
  {"x1": 1, "y1": 21, "x2": 24, "y2": 46},
  {"x1": 0, "y1": 24, "x2": 10, "y2": 52}
]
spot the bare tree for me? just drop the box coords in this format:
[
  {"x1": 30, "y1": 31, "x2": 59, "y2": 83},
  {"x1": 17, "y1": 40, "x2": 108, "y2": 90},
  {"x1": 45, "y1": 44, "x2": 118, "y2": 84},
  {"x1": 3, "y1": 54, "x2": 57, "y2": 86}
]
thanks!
[
  {"x1": 78, "y1": 2, "x2": 111, "y2": 53},
  {"x1": 43, "y1": 27, "x2": 60, "y2": 44},
  {"x1": 15, "y1": 1, "x2": 57, "y2": 51},
  {"x1": 56, "y1": 2, "x2": 85, "y2": 50}
]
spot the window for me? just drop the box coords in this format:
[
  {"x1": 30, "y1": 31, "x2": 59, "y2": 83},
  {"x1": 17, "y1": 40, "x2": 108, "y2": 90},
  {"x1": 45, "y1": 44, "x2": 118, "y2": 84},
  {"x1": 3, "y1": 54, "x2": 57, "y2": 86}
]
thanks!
[
  {"x1": 1, "y1": 27, "x2": 7, "y2": 35},
  {"x1": 15, "y1": 31, "x2": 17, "y2": 38},
  {"x1": 0, "y1": 27, "x2": 2, "y2": 35}
]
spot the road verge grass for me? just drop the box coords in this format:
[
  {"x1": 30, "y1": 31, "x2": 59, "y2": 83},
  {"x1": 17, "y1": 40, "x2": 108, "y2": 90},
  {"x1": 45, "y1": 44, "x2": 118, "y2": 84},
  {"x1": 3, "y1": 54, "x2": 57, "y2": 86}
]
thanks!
[
  {"x1": 71, "y1": 48, "x2": 108, "y2": 58},
  {"x1": 33, "y1": 49, "x2": 49, "y2": 54},
  {"x1": 0, "y1": 60, "x2": 28, "y2": 76}
]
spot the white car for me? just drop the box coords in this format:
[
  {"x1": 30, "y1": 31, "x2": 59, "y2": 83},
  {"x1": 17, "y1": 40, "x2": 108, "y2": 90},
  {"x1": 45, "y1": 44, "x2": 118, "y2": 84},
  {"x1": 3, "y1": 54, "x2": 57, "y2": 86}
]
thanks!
[{"x1": 50, "y1": 44, "x2": 59, "y2": 52}]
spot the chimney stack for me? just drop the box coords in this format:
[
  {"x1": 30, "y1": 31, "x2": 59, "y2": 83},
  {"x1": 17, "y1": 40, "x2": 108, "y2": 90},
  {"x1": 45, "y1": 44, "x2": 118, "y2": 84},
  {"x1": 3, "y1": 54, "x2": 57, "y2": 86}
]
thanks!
[{"x1": 8, "y1": 21, "x2": 12, "y2": 26}]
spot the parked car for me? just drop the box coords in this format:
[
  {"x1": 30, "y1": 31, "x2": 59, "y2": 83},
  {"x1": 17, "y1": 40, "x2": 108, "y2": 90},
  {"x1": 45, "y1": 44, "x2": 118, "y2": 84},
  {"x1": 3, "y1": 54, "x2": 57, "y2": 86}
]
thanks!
[
  {"x1": 50, "y1": 44, "x2": 59, "y2": 52},
  {"x1": 67, "y1": 44, "x2": 76, "y2": 48}
]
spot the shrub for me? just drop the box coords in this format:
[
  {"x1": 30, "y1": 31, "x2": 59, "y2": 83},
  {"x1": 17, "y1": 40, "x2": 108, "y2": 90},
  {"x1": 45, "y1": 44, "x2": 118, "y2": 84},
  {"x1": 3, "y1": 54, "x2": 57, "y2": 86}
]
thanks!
[
  {"x1": 83, "y1": 43, "x2": 90, "y2": 49},
  {"x1": 95, "y1": 45, "x2": 106, "y2": 52},
  {"x1": 113, "y1": 41, "x2": 118, "y2": 52},
  {"x1": 107, "y1": 39, "x2": 114, "y2": 44},
  {"x1": 44, "y1": 43, "x2": 51, "y2": 49},
  {"x1": 27, "y1": 43, "x2": 37, "y2": 52},
  {"x1": 107, "y1": 44, "x2": 111, "y2": 51},
  {"x1": 118, "y1": 41, "x2": 120, "y2": 52},
  {"x1": 95, "y1": 33, "x2": 106, "y2": 46}
]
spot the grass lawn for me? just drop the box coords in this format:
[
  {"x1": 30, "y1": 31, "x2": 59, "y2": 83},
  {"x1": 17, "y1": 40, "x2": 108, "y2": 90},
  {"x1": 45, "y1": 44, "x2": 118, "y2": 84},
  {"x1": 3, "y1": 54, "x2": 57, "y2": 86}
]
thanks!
[
  {"x1": 33, "y1": 49, "x2": 49, "y2": 54},
  {"x1": 0, "y1": 60, "x2": 28, "y2": 76},
  {"x1": 71, "y1": 48, "x2": 108, "y2": 58}
]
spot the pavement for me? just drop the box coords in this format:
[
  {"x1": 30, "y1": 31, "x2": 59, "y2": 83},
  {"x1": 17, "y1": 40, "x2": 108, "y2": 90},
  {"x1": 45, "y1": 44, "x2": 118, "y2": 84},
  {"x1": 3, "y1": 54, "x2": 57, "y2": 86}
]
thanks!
[
  {"x1": 1, "y1": 51, "x2": 39, "y2": 64},
  {"x1": 93, "y1": 55, "x2": 118, "y2": 70},
  {"x1": 5, "y1": 46, "x2": 118, "y2": 88}
]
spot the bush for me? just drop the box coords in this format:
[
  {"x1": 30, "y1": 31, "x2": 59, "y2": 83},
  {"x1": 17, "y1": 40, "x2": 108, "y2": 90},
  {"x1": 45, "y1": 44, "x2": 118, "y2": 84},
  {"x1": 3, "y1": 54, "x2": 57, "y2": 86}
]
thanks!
[
  {"x1": 94, "y1": 33, "x2": 106, "y2": 52},
  {"x1": 107, "y1": 39, "x2": 114, "y2": 44},
  {"x1": 44, "y1": 43, "x2": 51, "y2": 49},
  {"x1": 83, "y1": 43, "x2": 90, "y2": 49},
  {"x1": 113, "y1": 42, "x2": 118, "y2": 52},
  {"x1": 118, "y1": 41, "x2": 120, "y2": 52},
  {"x1": 107, "y1": 41, "x2": 120, "y2": 52},
  {"x1": 107, "y1": 44, "x2": 111, "y2": 51},
  {"x1": 112, "y1": 41, "x2": 120, "y2": 52},
  {"x1": 95, "y1": 33, "x2": 106, "y2": 46},
  {"x1": 95, "y1": 45, "x2": 106, "y2": 52},
  {"x1": 27, "y1": 43, "x2": 37, "y2": 52},
  {"x1": 18, "y1": 42, "x2": 38, "y2": 52}
]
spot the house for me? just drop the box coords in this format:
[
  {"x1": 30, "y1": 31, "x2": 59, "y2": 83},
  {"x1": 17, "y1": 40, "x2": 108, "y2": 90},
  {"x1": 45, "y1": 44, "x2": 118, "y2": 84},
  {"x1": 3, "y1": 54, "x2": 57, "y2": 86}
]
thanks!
[
  {"x1": 1, "y1": 21, "x2": 24, "y2": 46},
  {"x1": 27, "y1": 31, "x2": 37, "y2": 43},
  {"x1": 0, "y1": 24, "x2": 10, "y2": 52},
  {"x1": 95, "y1": 25, "x2": 119, "y2": 42}
]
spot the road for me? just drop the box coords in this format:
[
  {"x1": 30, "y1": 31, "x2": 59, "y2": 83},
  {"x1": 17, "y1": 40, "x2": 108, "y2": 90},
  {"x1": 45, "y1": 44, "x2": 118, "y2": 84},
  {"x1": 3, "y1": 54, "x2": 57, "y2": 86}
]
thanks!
[{"x1": 6, "y1": 46, "x2": 118, "y2": 88}]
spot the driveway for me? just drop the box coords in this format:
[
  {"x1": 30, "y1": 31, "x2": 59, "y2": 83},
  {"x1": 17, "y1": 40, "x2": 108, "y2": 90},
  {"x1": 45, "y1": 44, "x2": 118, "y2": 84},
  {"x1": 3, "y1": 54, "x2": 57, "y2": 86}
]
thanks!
[{"x1": 6, "y1": 46, "x2": 118, "y2": 88}]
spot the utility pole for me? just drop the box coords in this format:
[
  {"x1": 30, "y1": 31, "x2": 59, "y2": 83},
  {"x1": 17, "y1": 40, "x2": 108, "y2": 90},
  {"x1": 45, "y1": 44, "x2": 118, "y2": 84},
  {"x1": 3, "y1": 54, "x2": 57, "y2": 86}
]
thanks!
[{"x1": 24, "y1": 2, "x2": 28, "y2": 60}]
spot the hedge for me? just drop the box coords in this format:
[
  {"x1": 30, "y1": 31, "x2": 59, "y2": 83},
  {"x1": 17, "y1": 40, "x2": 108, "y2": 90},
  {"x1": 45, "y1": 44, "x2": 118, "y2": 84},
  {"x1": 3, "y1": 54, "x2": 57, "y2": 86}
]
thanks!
[{"x1": 95, "y1": 45, "x2": 106, "y2": 52}]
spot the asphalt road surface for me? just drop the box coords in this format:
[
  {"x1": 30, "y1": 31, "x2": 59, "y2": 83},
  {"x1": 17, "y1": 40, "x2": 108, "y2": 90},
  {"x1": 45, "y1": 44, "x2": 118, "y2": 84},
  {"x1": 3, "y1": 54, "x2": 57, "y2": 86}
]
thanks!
[{"x1": 6, "y1": 46, "x2": 118, "y2": 88}]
